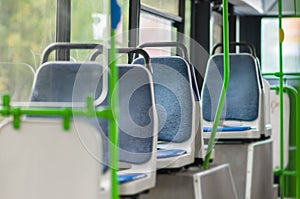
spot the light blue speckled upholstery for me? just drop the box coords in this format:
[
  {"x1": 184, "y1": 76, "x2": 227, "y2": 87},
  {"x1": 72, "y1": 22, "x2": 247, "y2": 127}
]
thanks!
[
  {"x1": 133, "y1": 57, "x2": 193, "y2": 143},
  {"x1": 202, "y1": 54, "x2": 259, "y2": 122}
]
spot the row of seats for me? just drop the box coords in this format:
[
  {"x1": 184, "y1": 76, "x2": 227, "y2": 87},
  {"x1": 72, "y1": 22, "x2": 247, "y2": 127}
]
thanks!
[
  {"x1": 30, "y1": 62, "x2": 157, "y2": 197},
  {"x1": 0, "y1": 43, "x2": 201, "y2": 198},
  {"x1": 0, "y1": 41, "x2": 272, "y2": 199},
  {"x1": 201, "y1": 43, "x2": 274, "y2": 199}
]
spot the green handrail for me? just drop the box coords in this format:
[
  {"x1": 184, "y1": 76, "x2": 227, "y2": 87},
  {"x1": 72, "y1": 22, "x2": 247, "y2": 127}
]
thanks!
[
  {"x1": 283, "y1": 87, "x2": 300, "y2": 199},
  {"x1": 270, "y1": 85, "x2": 299, "y2": 199},
  {"x1": 203, "y1": 0, "x2": 230, "y2": 169},
  {"x1": 109, "y1": 0, "x2": 121, "y2": 197},
  {"x1": 109, "y1": 28, "x2": 120, "y2": 199},
  {"x1": 263, "y1": 73, "x2": 300, "y2": 77},
  {"x1": 278, "y1": 0, "x2": 285, "y2": 198},
  {"x1": 0, "y1": 95, "x2": 112, "y2": 129}
]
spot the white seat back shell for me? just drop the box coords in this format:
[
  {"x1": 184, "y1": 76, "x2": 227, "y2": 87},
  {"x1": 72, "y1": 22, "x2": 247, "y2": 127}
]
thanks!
[{"x1": 0, "y1": 118, "x2": 102, "y2": 199}]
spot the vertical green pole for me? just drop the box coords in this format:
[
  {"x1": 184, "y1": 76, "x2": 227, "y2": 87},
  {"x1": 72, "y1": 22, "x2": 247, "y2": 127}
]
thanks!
[
  {"x1": 203, "y1": 0, "x2": 230, "y2": 169},
  {"x1": 109, "y1": 29, "x2": 119, "y2": 199},
  {"x1": 278, "y1": 0, "x2": 285, "y2": 198},
  {"x1": 109, "y1": 0, "x2": 120, "y2": 197}
]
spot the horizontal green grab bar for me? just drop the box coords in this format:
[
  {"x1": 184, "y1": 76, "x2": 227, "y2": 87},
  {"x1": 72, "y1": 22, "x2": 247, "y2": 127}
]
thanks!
[
  {"x1": 274, "y1": 169, "x2": 297, "y2": 176},
  {"x1": 262, "y1": 73, "x2": 300, "y2": 82},
  {"x1": 263, "y1": 72, "x2": 300, "y2": 77},
  {"x1": 0, "y1": 94, "x2": 113, "y2": 130}
]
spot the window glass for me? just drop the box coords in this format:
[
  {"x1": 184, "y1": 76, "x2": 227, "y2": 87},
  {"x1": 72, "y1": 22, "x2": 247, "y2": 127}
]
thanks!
[
  {"x1": 209, "y1": 12, "x2": 223, "y2": 53},
  {"x1": 139, "y1": 12, "x2": 176, "y2": 56},
  {"x1": 261, "y1": 18, "x2": 300, "y2": 73},
  {"x1": 0, "y1": 0, "x2": 56, "y2": 69},
  {"x1": 71, "y1": 0, "x2": 128, "y2": 61},
  {"x1": 0, "y1": 63, "x2": 34, "y2": 101},
  {"x1": 184, "y1": 0, "x2": 191, "y2": 50},
  {"x1": 141, "y1": 0, "x2": 178, "y2": 16},
  {"x1": 71, "y1": 0, "x2": 104, "y2": 61},
  {"x1": 211, "y1": 12, "x2": 222, "y2": 53}
]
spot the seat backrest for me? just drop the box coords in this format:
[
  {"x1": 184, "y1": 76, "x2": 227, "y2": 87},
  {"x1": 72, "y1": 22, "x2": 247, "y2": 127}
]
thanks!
[
  {"x1": 95, "y1": 65, "x2": 157, "y2": 171},
  {"x1": 30, "y1": 62, "x2": 157, "y2": 171},
  {"x1": 0, "y1": 118, "x2": 102, "y2": 199},
  {"x1": 202, "y1": 53, "x2": 261, "y2": 123},
  {"x1": 133, "y1": 56, "x2": 195, "y2": 144},
  {"x1": 30, "y1": 62, "x2": 105, "y2": 103}
]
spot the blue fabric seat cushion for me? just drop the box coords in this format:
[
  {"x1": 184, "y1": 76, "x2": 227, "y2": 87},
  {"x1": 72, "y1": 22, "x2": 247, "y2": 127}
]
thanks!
[
  {"x1": 157, "y1": 149, "x2": 187, "y2": 159},
  {"x1": 117, "y1": 173, "x2": 147, "y2": 184},
  {"x1": 203, "y1": 126, "x2": 251, "y2": 132}
]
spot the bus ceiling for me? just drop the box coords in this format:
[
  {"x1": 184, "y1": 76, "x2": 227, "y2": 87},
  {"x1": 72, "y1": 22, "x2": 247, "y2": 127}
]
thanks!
[{"x1": 218, "y1": 0, "x2": 300, "y2": 16}]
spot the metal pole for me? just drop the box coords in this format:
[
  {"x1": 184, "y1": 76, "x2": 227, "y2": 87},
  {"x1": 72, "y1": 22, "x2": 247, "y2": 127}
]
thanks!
[
  {"x1": 109, "y1": 0, "x2": 121, "y2": 198},
  {"x1": 109, "y1": 30, "x2": 119, "y2": 199},
  {"x1": 278, "y1": 0, "x2": 285, "y2": 198},
  {"x1": 56, "y1": 0, "x2": 71, "y2": 61},
  {"x1": 203, "y1": 0, "x2": 230, "y2": 169}
]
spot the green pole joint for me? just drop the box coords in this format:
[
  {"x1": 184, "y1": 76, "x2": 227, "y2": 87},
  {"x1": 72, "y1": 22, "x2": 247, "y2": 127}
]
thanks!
[
  {"x1": 11, "y1": 108, "x2": 21, "y2": 129},
  {"x1": 95, "y1": 108, "x2": 114, "y2": 119},
  {"x1": 203, "y1": 0, "x2": 230, "y2": 169},
  {"x1": 85, "y1": 96, "x2": 95, "y2": 118},
  {"x1": 62, "y1": 108, "x2": 72, "y2": 130}
]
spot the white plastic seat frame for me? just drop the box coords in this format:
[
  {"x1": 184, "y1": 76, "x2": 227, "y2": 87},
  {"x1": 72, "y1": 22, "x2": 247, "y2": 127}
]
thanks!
[
  {"x1": 138, "y1": 56, "x2": 197, "y2": 169},
  {"x1": 115, "y1": 64, "x2": 158, "y2": 196},
  {"x1": 270, "y1": 89, "x2": 290, "y2": 169},
  {"x1": 202, "y1": 53, "x2": 271, "y2": 140},
  {"x1": 0, "y1": 118, "x2": 103, "y2": 199},
  {"x1": 29, "y1": 61, "x2": 158, "y2": 197}
]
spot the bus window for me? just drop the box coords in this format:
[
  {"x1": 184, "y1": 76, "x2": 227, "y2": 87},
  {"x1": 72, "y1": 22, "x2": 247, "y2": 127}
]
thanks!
[
  {"x1": 71, "y1": 0, "x2": 129, "y2": 61},
  {"x1": 71, "y1": 0, "x2": 104, "y2": 43},
  {"x1": 0, "y1": 63, "x2": 34, "y2": 102},
  {"x1": 0, "y1": 0, "x2": 56, "y2": 69},
  {"x1": 137, "y1": 0, "x2": 188, "y2": 57},
  {"x1": 141, "y1": 0, "x2": 178, "y2": 16},
  {"x1": 139, "y1": 12, "x2": 175, "y2": 56},
  {"x1": 71, "y1": 0, "x2": 104, "y2": 61},
  {"x1": 261, "y1": 18, "x2": 300, "y2": 73},
  {"x1": 211, "y1": 12, "x2": 222, "y2": 53}
]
